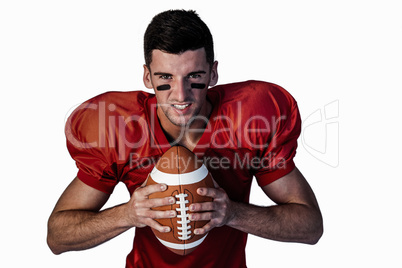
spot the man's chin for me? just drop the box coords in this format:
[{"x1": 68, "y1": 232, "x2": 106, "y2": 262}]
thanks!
[
  {"x1": 164, "y1": 107, "x2": 204, "y2": 127},
  {"x1": 167, "y1": 116, "x2": 191, "y2": 127}
]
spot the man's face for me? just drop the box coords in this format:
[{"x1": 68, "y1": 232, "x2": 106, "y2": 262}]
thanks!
[{"x1": 143, "y1": 48, "x2": 218, "y2": 128}]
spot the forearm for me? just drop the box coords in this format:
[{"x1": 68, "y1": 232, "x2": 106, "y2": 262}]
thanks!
[
  {"x1": 47, "y1": 204, "x2": 131, "y2": 254},
  {"x1": 227, "y1": 202, "x2": 323, "y2": 244}
]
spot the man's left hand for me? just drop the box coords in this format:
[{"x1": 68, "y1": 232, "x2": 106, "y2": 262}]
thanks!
[{"x1": 188, "y1": 187, "x2": 235, "y2": 235}]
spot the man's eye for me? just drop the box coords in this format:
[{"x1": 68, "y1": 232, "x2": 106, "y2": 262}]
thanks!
[
  {"x1": 160, "y1": 75, "x2": 172, "y2": 80},
  {"x1": 188, "y1": 74, "x2": 201, "y2": 79}
]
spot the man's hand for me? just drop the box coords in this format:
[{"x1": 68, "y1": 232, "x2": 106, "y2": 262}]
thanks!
[
  {"x1": 47, "y1": 178, "x2": 179, "y2": 254},
  {"x1": 188, "y1": 187, "x2": 235, "y2": 235},
  {"x1": 185, "y1": 168, "x2": 323, "y2": 245},
  {"x1": 125, "y1": 183, "x2": 177, "y2": 233}
]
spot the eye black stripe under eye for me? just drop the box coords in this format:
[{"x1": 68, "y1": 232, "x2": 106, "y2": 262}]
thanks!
[
  {"x1": 191, "y1": 83, "x2": 206, "y2": 89},
  {"x1": 156, "y1": 84, "x2": 171, "y2": 91},
  {"x1": 156, "y1": 83, "x2": 206, "y2": 91}
]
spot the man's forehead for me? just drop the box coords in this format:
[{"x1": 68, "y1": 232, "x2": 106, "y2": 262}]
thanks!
[
  {"x1": 150, "y1": 48, "x2": 208, "y2": 69},
  {"x1": 151, "y1": 47, "x2": 207, "y2": 56}
]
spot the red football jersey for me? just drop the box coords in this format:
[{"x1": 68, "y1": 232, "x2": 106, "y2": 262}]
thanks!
[{"x1": 65, "y1": 80, "x2": 301, "y2": 267}]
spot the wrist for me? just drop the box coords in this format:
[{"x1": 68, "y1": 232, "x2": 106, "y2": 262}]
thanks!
[
  {"x1": 113, "y1": 202, "x2": 136, "y2": 229},
  {"x1": 226, "y1": 200, "x2": 241, "y2": 228}
]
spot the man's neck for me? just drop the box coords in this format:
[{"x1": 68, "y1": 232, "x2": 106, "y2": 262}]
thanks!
[{"x1": 158, "y1": 100, "x2": 212, "y2": 151}]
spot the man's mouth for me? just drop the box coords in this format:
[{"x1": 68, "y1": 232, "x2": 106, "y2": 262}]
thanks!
[{"x1": 172, "y1": 104, "x2": 191, "y2": 110}]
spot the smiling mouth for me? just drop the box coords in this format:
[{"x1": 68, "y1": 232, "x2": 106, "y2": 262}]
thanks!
[{"x1": 172, "y1": 104, "x2": 191, "y2": 110}]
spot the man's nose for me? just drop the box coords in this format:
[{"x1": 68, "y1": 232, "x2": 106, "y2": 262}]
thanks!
[{"x1": 172, "y1": 79, "x2": 189, "y2": 101}]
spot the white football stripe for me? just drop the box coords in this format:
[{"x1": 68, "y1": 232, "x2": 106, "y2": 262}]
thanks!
[
  {"x1": 150, "y1": 164, "x2": 208, "y2": 185},
  {"x1": 156, "y1": 234, "x2": 208, "y2": 250}
]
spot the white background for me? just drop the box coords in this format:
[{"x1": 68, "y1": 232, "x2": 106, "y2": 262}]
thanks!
[{"x1": 1, "y1": 0, "x2": 401, "y2": 267}]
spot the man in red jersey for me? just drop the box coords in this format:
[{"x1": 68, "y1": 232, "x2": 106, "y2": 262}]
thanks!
[{"x1": 47, "y1": 10, "x2": 323, "y2": 267}]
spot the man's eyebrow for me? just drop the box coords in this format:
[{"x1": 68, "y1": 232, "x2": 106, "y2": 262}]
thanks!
[
  {"x1": 153, "y1": 71, "x2": 207, "y2": 76},
  {"x1": 153, "y1": 72, "x2": 173, "y2": 76},
  {"x1": 187, "y1": 71, "x2": 206, "y2": 76}
]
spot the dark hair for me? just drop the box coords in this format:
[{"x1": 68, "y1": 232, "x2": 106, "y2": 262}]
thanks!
[{"x1": 144, "y1": 10, "x2": 214, "y2": 68}]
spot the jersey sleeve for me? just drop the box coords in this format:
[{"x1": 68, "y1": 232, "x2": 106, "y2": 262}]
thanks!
[
  {"x1": 252, "y1": 83, "x2": 302, "y2": 187},
  {"x1": 65, "y1": 98, "x2": 118, "y2": 194}
]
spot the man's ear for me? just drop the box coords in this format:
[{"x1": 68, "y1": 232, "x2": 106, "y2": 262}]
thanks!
[
  {"x1": 143, "y1": 64, "x2": 153, "y2": 89},
  {"x1": 209, "y1": 61, "x2": 219, "y2": 87}
]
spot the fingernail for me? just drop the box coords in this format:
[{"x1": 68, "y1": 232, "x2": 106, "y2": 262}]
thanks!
[
  {"x1": 161, "y1": 184, "x2": 167, "y2": 191},
  {"x1": 164, "y1": 227, "x2": 170, "y2": 233},
  {"x1": 169, "y1": 197, "x2": 175, "y2": 204}
]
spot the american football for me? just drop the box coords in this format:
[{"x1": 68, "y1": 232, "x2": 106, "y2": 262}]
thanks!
[{"x1": 146, "y1": 146, "x2": 214, "y2": 255}]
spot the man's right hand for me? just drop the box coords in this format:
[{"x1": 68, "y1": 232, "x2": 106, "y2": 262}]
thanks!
[
  {"x1": 124, "y1": 183, "x2": 177, "y2": 232},
  {"x1": 47, "y1": 178, "x2": 176, "y2": 254}
]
